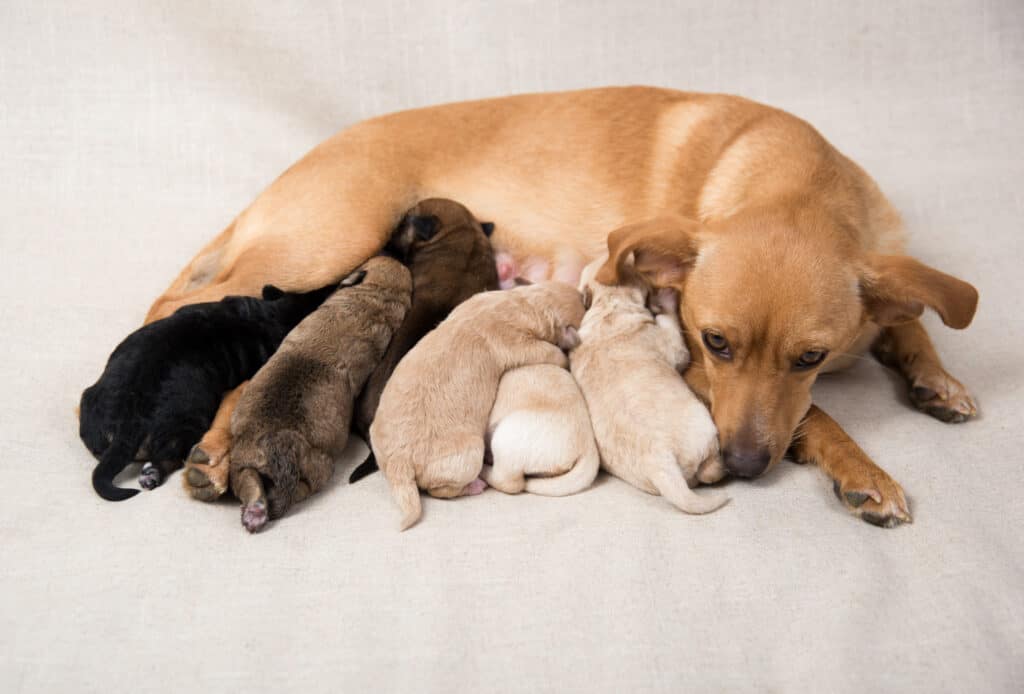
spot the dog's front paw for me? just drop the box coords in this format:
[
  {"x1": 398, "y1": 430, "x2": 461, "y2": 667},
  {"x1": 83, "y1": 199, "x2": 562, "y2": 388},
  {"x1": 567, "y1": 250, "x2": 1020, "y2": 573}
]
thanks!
[
  {"x1": 182, "y1": 443, "x2": 230, "y2": 502},
  {"x1": 909, "y1": 369, "x2": 978, "y2": 423},
  {"x1": 831, "y1": 466, "x2": 911, "y2": 528}
]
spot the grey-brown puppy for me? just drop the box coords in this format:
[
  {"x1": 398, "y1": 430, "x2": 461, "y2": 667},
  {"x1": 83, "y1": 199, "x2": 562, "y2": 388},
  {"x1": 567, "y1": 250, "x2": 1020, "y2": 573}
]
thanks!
[
  {"x1": 230, "y1": 256, "x2": 412, "y2": 532},
  {"x1": 371, "y1": 281, "x2": 586, "y2": 531},
  {"x1": 348, "y1": 198, "x2": 499, "y2": 482}
]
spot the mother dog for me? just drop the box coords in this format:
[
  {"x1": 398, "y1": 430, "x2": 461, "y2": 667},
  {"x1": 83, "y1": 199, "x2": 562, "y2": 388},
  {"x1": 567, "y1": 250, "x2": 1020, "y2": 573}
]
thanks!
[{"x1": 146, "y1": 86, "x2": 978, "y2": 528}]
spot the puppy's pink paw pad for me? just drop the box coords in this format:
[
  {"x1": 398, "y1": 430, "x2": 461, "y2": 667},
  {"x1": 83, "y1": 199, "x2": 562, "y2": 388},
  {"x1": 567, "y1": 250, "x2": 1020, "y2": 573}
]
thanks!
[
  {"x1": 462, "y1": 478, "x2": 488, "y2": 496},
  {"x1": 241, "y1": 501, "x2": 268, "y2": 533}
]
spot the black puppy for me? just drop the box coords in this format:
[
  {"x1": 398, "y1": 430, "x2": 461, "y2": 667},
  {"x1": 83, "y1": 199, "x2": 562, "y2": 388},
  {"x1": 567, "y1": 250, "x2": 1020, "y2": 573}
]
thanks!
[{"x1": 80, "y1": 282, "x2": 342, "y2": 501}]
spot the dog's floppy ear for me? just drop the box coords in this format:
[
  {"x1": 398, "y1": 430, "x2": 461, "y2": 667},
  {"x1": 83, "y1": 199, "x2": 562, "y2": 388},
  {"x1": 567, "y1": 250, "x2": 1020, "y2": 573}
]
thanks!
[
  {"x1": 261, "y1": 285, "x2": 285, "y2": 300},
  {"x1": 480, "y1": 222, "x2": 495, "y2": 237},
  {"x1": 860, "y1": 253, "x2": 978, "y2": 329},
  {"x1": 595, "y1": 216, "x2": 702, "y2": 287}
]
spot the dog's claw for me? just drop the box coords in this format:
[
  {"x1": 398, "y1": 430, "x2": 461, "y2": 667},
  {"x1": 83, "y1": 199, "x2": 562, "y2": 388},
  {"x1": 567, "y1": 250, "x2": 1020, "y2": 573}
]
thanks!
[
  {"x1": 909, "y1": 371, "x2": 977, "y2": 423},
  {"x1": 832, "y1": 468, "x2": 911, "y2": 528}
]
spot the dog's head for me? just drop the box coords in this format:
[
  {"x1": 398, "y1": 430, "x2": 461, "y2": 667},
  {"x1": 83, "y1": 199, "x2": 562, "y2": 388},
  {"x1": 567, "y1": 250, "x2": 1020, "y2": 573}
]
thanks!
[{"x1": 597, "y1": 214, "x2": 978, "y2": 478}]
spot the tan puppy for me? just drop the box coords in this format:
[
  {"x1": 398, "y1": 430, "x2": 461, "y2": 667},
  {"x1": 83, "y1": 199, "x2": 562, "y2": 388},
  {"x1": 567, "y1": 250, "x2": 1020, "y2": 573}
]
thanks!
[
  {"x1": 572, "y1": 261, "x2": 727, "y2": 515},
  {"x1": 145, "y1": 87, "x2": 980, "y2": 526},
  {"x1": 229, "y1": 257, "x2": 411, "y2": 532},
  {"x1": 483, "y1": 364, "x2": 599, "y2": 496},
  {"x1": 371, "y1": 282, "x2": 585, "y2": 530}
]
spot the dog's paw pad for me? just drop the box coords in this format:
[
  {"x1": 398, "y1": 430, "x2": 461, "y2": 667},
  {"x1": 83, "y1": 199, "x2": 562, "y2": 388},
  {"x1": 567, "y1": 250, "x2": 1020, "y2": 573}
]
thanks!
[
  {"x1": 182, "y1": 445, "x2": 229, "y2": 502},
  {"x1": 910, "y1": 372, "x2": 977, "y2": 423},
  {"x1": 462, "y1": 478, "x2": 488, "y2": 496},
  {"x1": 832, "y1": 472, "x2": 911, "y2": 529},
  {"x1": 241, "y1": 501, "x2": 269, "y2": 533},
  {"x1": 139, "y1": 463, "x2": 163, "y2": 490}
]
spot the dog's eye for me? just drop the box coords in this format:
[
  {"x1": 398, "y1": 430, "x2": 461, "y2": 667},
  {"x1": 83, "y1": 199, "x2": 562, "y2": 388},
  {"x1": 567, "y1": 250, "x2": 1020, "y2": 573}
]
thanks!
[
  {"x1": 702, "y1": 330, "x2": 731, "y2": 359},
  {"x1": 794, "y1": 350, "x2": 828, "y2": 369}
]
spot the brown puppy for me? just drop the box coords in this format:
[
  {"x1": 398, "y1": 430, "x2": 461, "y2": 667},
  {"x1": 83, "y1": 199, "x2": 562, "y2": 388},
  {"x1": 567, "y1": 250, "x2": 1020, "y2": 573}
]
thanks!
[
  {"x1": 229, "y1": 257, "x2": 411, "y2": 532},
  {"x1": 371, "y1": 282, "x2": 585, "y2": 531},
  {"x1": 349, "y1": 198, "x2": 499, "y2": 480},
  {"x1": 145, "y1": 87, "x2": 978, "y2": 526}
]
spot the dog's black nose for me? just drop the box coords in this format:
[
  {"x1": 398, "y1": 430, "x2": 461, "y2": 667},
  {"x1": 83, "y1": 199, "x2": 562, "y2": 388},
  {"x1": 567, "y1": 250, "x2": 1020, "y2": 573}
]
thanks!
[{"x1": 722, "y1": 447, "x2": 771, "y2": 478}]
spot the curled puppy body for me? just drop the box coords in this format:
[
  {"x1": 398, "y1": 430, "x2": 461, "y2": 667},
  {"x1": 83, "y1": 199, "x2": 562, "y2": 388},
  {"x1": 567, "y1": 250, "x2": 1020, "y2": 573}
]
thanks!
[
  {"x1": 348, "y1": 198, "x2": 499, "y2": 483},
  {"x1": 571, "y1": 264, "x2": 728, "y2": 515},
  {"x1": 370, "y1": 281, "x2": 585, "y2": 530},
  {"x1": 229, "y1": 257, "x2": 411, "y2": 532},
  {"x1": 483, "y1": 363, "x2": 599, "y2": 496},
  {"x1": 80, "y1": 284, "x2": 335, "y2": 501}
]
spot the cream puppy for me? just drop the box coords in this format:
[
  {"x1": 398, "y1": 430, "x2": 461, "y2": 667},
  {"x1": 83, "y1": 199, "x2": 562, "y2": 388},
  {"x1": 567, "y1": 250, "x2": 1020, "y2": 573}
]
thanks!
[
  {"x1": 570, "y1": 261, "x2": 728, "y2": 514},
  {"x1": 371, "y1": 282, "x2": 585, "y2": 530},
  {"x1": 484, "y1": 364, "x2": 599, "y2": 496}
]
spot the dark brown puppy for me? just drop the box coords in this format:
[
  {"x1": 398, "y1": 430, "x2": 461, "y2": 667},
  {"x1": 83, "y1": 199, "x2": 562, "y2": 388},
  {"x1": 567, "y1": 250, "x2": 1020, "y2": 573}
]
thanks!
[
  {"x1": 349, "y1": 198, "x2": 499, "y2": 482},
  {"x1": 229, "y1": 256, "x2": 411, "y2": 532}
]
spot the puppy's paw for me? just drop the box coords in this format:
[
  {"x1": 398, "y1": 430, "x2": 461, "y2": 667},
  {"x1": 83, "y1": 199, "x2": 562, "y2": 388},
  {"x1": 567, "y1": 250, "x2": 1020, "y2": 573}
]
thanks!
[
  {"x1": 241, "y1": 500, "x2": 269, "y2": 533},
  {"x1": 139, "y1": 462, "x2": 163, "y2": 490},
  {"x1": 909, "y1": 369, "x2": 978, "y2": 423},
  {"x1": 831, "y1": 467, "x2": 911, "y2": 528},
  {"x1": 461, "y1": 478, "x2": 488, "y2": 496},
  {"x1": 182, "y1": 443, "x2": 229, "y2": 502}
]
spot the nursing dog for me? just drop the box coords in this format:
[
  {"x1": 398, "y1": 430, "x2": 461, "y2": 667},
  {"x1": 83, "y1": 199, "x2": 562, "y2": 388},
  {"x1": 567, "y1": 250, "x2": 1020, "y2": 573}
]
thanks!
[
  {"x1": 572, "y1": 262, "x2": 727, "y2": 514},
  {"x1": 229, "y1": 257, "x2": 411, "y2": 532},
  {"x1": 371, "y1": 282, "x2": 585, "y2": 530},
  {"x1": 483, "y1": 364, "x2": 600, "y2": 496},
  {"x1": 348, "y1": 197, "x2": 499, "y2": 483},
  {"x1": 80, "y1": 284, "x2": 335, "y2": 501},
  {"x1": 144, "y1": 87, "x2": 979, "y2": 527}
]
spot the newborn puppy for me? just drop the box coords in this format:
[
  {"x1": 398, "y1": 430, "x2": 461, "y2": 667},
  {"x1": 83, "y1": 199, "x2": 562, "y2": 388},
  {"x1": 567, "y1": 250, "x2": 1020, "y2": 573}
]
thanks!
[
  {"x1": 80, "y1": 284, "x2": 336, "y2": 501},
  {"x1": 371, "y1": 282, "x2": 585, "y2": 530},
  {"x1": 229, "y1": 256, "x2": 411, "y2": 532},
  {"x1": 483, "y1": 364, "x2": 599, "y2": 496},
  {"x1": 348, "y1": 198, "x2": 499, "y2": 483},
  {"x1": 571, "y1": 261, "x2": 728, "y2": 514}
]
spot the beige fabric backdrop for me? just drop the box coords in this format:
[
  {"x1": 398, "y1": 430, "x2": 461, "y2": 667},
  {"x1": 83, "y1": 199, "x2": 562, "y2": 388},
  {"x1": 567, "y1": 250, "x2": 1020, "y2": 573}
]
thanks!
[{"x1": 1, "y1": 1, "x2": 1022, "y2": 691}]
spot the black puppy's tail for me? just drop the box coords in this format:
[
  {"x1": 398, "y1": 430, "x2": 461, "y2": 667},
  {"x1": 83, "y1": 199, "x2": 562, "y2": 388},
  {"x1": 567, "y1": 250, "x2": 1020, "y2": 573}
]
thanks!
[
  {"x1": 348, "y1": 452, "x2": 379, "y2": 484},
  {"x1": 92, "y1": 440, "x2": 139, "y2": 501}
]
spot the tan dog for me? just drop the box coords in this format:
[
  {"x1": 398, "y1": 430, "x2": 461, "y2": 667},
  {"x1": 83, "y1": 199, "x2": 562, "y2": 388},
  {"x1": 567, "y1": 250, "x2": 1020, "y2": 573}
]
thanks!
[
  {"x1": 483, "y1": 364, "x2": 599, "y2": 496},
  {"x1": 371, "y1": 282, "x2": 585, "y2": 530},
  {"x1": 145, "y1": 87, "x2": 979, "y2": 527},
  {"x1": 572, "y1": 262, "x2": 727, "y2": 514},
  {"x1": 229, "y1": 257, "x2": 411, "y2": 532}
]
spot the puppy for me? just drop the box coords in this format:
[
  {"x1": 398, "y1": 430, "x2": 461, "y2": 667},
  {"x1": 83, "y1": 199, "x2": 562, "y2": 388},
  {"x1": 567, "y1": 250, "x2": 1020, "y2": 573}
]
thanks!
[
  {"x1": 371, "y1": 281, "x2": 585, "y2": 530},
  {"x1": 483, "y1": 364, "x2": 599, "y2": 496},
  {"x1": 570, "y1": 262, "x2": 728, "y2": 514},
  {"x1": 80, "y1": 284, "x2": 335, "y2": 501},
  {"x1": 348, "y1": 198, "x2": 499, "y2": 483},
  {"x1": 229, "y1": 256, "x2": 411, "y2": 532}
]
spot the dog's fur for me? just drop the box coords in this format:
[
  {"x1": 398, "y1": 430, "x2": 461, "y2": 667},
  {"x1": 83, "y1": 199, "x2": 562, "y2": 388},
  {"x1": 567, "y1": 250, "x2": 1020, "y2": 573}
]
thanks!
[
  {"x1": 348, "y1": 198, "x2": 499, "y2": 483},
  {"x1": 228, "y1": 257, "x2": 411, "y2": 532},
  {"x1": 144, "y1": 87, "x2": 980, "y2": 527},
  {"x1": 80, "y1": 285, "x2": 335, "y2": 500},
  {"x1": 572, "y1": 263, "x2": 728, "y2": 514},
  {"x1": 370, "y1": 282, "x2": 585, "y2": 530},
  {"x1": 483, "y1": 364, "x2": 599, "y2": 496}
]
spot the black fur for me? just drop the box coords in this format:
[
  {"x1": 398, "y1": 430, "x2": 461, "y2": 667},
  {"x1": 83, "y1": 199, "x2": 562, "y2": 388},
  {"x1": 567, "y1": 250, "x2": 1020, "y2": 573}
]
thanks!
[{"x1": 80, "y1": 284, "x2": 338, "y2": 500}]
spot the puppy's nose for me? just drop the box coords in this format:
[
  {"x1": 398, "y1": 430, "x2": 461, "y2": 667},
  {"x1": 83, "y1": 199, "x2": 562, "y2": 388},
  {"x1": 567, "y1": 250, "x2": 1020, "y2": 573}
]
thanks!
[{"x1": 722, "y1": 447, "x2": 771, "y2": 478}]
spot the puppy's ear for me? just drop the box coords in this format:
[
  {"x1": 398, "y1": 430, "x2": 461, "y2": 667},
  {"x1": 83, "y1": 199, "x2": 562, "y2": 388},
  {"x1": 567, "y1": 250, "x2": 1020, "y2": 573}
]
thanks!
[
  {"x1": 262, "y1": 285, "x2": 285, "y2": 300},
  {"x1": 596, "y1": 215, "x2": 702, "y2": 287},
  {"x1": 860, "y1": 253, "x2": 978, "y2": 329},
  {"x1": 480, "y1": 222, "x2": 495, "y2": 237},
  {"x1": 340, "y1": 269, "x2": 367, "y2": 288},
  {"x1": 411, "y1": 215, "x2": 441, "y2": 242}
]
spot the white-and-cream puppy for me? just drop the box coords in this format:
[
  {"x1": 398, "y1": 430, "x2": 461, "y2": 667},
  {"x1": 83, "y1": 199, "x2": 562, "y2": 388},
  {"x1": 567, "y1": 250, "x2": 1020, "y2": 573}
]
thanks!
[
  {"x1": 484, "y1": 363, "x2": 599, "y2": 496},
  {"x1": 569, "y1": 259, "x2": 728, "y2": 514}
]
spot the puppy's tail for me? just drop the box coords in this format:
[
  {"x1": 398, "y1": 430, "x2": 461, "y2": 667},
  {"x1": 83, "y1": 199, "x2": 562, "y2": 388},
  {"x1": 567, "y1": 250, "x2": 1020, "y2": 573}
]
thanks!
[
  {"x1": 91, "y1": 440, "x2": 139, "y2": 501},
  {"x1": 649, "y1": 461, "x2": 729, "y2": 515},
  {"x1": 383, "y1": 455, "x2": 421, "y2": 531},
  {"x1": 523, "y1": 442, "x2": 600, "y2": 497}
]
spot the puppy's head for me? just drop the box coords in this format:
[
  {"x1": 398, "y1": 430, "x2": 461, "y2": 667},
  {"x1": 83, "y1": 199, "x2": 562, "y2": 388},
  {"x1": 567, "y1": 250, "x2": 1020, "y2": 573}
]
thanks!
[
  {"x1": 598, "y1": 214, "x2": 978, "y2": 479},
  {"x1": 388, "y1": 198, "x2": 492, "y2": 258}
]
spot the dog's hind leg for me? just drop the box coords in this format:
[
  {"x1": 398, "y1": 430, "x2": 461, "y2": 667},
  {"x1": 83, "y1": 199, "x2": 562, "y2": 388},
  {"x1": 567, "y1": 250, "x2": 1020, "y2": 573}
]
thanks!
[
  {"x1": 183, "y1": 383, "x2": 247, "y2": 501},
  {"x1": 232, "y1": 468, "x2": 269, "y2": 533},
  {"x1": 871, "y1": 320, "x2": 977, "y2": 423}
]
